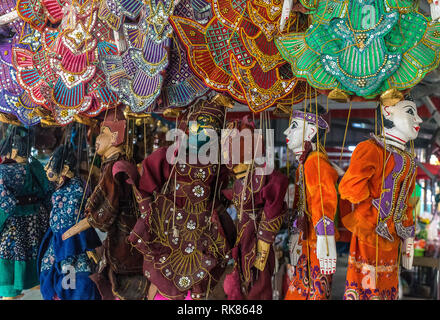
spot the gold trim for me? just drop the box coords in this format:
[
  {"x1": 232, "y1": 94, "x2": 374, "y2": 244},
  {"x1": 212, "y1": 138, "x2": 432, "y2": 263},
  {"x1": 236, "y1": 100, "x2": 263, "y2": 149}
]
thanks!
[
  {"x1": 0, "y1": 113, "x2": 21, "y2": 126},
  {"x1": 379, "y1": 88, "x2": 404, "y2": 106}
]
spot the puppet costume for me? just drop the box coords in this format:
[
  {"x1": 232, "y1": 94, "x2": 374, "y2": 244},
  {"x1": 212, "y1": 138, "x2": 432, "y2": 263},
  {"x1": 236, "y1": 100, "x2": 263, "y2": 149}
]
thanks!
[
  {"x1": 338, "y1": 135, "x2": 416, "y2": 300},
  {"x1": 0, "y1": 158, "x2": 50, "y2": 297},
  {"x1": 224, "y1": 166, "x2": 288, "y2": 300},
  {"x1": 128, "y1": 99, "x2": 235, "y2": 300},
  {"x1": 37, "y1": 177, "x2": 101, "y2": 300},
  {"x1": 86, "y1": 154, "x2": 149, "y2": 300},
  {"x1": 285, "y1": 151, "x2": 338, "y2": 300},
  {"x1": 128, "y1": 147, "x2": 234, "y2": 300}
]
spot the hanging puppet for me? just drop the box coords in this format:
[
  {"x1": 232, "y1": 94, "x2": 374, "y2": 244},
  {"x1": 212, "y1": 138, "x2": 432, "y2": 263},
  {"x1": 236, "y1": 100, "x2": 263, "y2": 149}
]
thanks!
[
  {"x1": 62, "y1": 109, "x2": 149, "y2": 300},
  {"x1": 37, "y1": 143, "x2": 102, "y2": 300},
  {"x1": 283, "y1": 106, "x2": 339, "y2": 300},
  {"x1": 222, "y1": 117, "x2": 289, "y2": 300},
  {"x1": 0, "y1": 125, "x2": 51, "y2": 299},
  {"x1": 338, "y1": 90, "x2": 421, "y2": 300},
  {"x1": 127, "y1": 93, "x2": 236, "y2": 300}
]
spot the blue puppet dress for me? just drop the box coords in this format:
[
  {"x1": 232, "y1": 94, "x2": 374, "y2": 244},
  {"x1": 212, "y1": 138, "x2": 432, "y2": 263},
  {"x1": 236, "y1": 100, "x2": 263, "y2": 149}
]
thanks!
[
  {"x1": 0, "y1": 159, "x2": 51, "y2": 298},
  {"x1": 37, "y1": 177, "x2": 102, "y2": 300}
]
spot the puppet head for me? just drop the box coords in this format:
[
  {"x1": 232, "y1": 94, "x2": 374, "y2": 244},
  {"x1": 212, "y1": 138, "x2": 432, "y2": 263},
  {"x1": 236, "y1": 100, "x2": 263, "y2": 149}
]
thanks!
[
  {"x1": 45, "y1": 143, "x2": 76, "y2": 185},
  {"x1": 221, "y1": 115, "x2": 257, "y2": 171},
  {"x1": 95, "y1": 107, "x2": 127, "y2": 158},
  {"x1": 284, "y1": 105, "x2": 329, "y2": 158},
  {"x1": 378, "y1": 90, "x2": 422, "y2": 144},
  {"x1": 179, "y1": 94, "x2": 231, "y2": 154}
]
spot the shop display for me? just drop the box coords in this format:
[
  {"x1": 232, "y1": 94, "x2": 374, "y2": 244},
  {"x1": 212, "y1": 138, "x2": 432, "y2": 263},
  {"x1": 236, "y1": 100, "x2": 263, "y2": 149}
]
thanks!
[{"x1": 0, "y1": 0, "x2": 437, "y2": 302}]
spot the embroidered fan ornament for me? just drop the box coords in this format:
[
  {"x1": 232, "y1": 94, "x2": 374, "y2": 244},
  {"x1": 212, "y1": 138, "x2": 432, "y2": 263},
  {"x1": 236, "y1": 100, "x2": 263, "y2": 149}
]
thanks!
[
  {"x1": 169, "y1": 0, "x2": 310, "y2": 113},
  {"x1": 276, "y1": 0, "x2": 440, "y2": 100}
]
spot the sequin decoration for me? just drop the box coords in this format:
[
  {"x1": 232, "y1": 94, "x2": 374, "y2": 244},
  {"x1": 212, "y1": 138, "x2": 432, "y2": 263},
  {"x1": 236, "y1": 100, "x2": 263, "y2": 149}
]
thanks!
[
  {"x1": 14, "y1": 0, "x2": 119, "y2": 125},
  {"x1": 169, "y1": 0, "x2": 308, "y2": 113},
  {"x1": 276, "y1": 0, "x2": 440, "y2": 99},
  {"x1": 0, "y1": 2, "x2": 42, "y2": 126},
  {"x1": 101, "y1": 0, "x2": 176, "y2": 113}
]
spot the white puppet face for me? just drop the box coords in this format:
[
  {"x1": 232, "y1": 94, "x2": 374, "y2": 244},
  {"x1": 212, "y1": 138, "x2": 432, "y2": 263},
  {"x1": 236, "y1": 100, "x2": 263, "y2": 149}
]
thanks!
[
  {"x1": 283, "y1": 119, "x2": 316, "y2": 154},
  {"x1": 430, "y1": 0, "x2": 440, "y2": 21},
  {"x1": 383, "y1": 100, "x2": 422, "y2": 142}
]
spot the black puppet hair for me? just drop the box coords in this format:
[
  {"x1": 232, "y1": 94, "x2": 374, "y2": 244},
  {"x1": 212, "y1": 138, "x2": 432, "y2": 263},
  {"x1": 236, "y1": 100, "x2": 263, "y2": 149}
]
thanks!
[
  {"x1": 376, "y1": 93, "x2": 416, "y2": 130},
  {"x1": 0, "y1": 126, "x2": 32, "y2": 158},
  {"x1": 47, "y1": 143, "x2": 77, "y2": 175}
]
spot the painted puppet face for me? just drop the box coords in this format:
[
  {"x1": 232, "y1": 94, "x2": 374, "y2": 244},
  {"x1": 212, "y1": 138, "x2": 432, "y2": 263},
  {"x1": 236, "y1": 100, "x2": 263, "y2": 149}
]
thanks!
[
  {"x1": 383, "y1": 100, "x2": 422, "y2": 142},
  {"x1": 283, "y1": 119, "x2": 316, "y2": 154},
  {"x1": 188, "y1": 115, "x2": 220, "y2": 154},
  {"x1": 95, "y1": 126, "x2": 117, "y2": 156}
]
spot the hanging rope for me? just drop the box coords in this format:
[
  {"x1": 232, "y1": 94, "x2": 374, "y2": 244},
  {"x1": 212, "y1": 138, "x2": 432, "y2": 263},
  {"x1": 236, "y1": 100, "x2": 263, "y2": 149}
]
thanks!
[
  {"x1": 339, "y1": 100, "x2": 352, "y2": 166},
  {"x1": 75, "y1": 106, "x2": 109, "y2": 224}
]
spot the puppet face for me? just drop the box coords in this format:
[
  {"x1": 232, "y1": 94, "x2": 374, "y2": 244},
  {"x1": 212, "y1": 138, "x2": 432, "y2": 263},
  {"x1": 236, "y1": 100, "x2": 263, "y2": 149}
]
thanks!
[
  {"x1": 283, "y1": 119, "x2": 316, "y2": 155},
  {"x1": 95, "y1": 126, "x2": 118, "y2": 156},
  {"x1": 188, "y1": 115, "x2": 220, "y2": 154},
  {"x1": 383, "y1": 100, "x2": 422, "y2": 142}
]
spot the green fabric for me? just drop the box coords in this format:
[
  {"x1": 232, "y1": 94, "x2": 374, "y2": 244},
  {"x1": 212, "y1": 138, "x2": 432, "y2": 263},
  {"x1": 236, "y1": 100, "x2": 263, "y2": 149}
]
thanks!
[
  {"x1": 0, "y1": 259, "x2": 39, "y2": 297},
  {"x1": 0, "y1": 159, "x2": 49, "y2": 233},
  {"x1": 276, "y1": 0, "x2": 440, "y2": 99}
]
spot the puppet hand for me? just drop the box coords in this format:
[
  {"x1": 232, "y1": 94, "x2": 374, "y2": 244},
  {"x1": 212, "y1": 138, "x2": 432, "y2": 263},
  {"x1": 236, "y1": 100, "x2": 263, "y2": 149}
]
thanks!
[
  {"x1": 430, "y1": 0, "x2": 440, "y2": 21},
  {"x1": 316, "y1": 235, "x2": 337, "y2": 275},
  {"x1": 402, "y1": 237, "x2": 415, "y2": 270},
  {"x1": 62, "y1": 218, "x2": 91, "y2": 240},
  {"x1": 289, "y1": 233, "x2": 302, "y2": 266},
  {"x1": 280, "y1": 0, "x2": 293, "y2": 31}
]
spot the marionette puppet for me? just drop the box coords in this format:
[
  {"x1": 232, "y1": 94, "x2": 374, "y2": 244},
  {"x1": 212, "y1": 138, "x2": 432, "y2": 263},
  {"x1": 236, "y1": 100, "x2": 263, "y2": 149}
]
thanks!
[
  {"x1": 37, "y1": 143, "x2": 102, "y2": 300},
  {"x1": 338, "y1": 91, "x2": 422, "y2": 300},
  {"x1": 127, "y1": 94, "x2": 236, "y2": 300},
  {"x1": 0, "y1": 126, "x2": 51, "y2": 299},
  {"x1": 62, "y1": 110, "x2": 149, "y2": 300},
  {"x1": 222, "y1": 117, "x2": 289, "y2": 300},
  {"x1": 283, "y1": 107, "x2": 339, "y2": 300}
]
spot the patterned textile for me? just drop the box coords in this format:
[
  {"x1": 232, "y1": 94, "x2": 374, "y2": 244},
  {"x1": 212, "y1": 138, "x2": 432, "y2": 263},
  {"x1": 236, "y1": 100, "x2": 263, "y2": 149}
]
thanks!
[
  {"x1": 86, "y1": 154, "x2": 148, "y2": 300},
  {"x1": 12, "y1": 0, "x2": 119, "y2": 126},
  {"x1": 285, "y1": 240, "x2": 332, "y2": 300},
  {"x1": 224, "y1": 168, "x2": 288, "y2": 300},
  {"x1": 38, "y1": 177, "x2": 101, "y2": 300},
  {"x1": 128, "y1": 147, "x2": 234, "y2": 300},
  {"x1": 0, "y1": 2, "x2": 42, "y2": 126},
  {"x1": 101, "y1": 0, "x2": 209, "y2": 113},
  {"x1": 338, "y1": 137, "x2": 417, "y2": 300},
  {"x1": 170, "y1": 0, "x2": 310, "y2": 113},
  {"x1": 276, "y1": 0, "x2": 440, "y2": 99},
  {"x1": 0, "y1": 159, "x2": 51, "y2": 298}
]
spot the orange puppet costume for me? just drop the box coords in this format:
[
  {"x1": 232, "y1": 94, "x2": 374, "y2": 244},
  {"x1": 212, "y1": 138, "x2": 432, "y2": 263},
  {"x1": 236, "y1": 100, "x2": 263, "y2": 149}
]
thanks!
[
  {"x1": 285, "y1": 150, "x2": 339, "y2": 300},
  {"x1": 339, "y1": 135, "x2": 416, "y2": 300}
]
